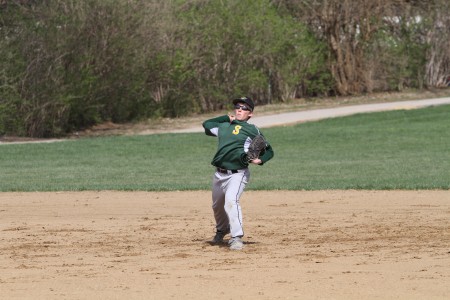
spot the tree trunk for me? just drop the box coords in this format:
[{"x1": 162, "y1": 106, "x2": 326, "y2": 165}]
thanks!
[{"x1": 424, "y1": 4, "x2": 450, "y2": 88}]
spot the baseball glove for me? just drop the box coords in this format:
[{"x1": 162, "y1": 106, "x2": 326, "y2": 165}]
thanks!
[{"x1": 247, "y1": 135, "x2": 267, "y2": 161}]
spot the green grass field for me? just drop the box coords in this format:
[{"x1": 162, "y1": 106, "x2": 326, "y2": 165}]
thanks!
[{"x1": 1, "y1": 105, "x2": 449, "y2": 191}]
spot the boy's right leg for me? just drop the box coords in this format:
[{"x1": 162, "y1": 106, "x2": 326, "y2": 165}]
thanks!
[{"x1": 211, "y1": 172, "x2": 230, "y2": 236}]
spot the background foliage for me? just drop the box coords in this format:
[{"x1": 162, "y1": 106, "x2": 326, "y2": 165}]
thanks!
[{"x1": 1, "y1": 0, "x2": 449, "y2": 137}]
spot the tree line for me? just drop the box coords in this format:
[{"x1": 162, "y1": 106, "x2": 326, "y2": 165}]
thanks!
[{"x1": 1, "y1": 0, "x2": 449, "y2": 137}]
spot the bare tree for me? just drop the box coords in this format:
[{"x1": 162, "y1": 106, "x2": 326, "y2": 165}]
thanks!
[
  {"x1": 423, "y1": 0, "x2": 450, "y2": 87},
  {"x1": 278, "y1": 0, "x2": 404, "y2": 95}
]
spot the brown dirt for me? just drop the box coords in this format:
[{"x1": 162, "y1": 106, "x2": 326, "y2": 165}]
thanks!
[{"x1": 1, "y1": 190, "x2": 449, "y2": 299}]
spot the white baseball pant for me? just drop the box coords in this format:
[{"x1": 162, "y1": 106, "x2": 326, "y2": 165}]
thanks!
[{"x1": 211, "y1": 168, "x2": 250, "y2": 238}]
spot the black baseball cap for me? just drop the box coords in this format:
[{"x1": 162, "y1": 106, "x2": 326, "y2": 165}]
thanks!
[{"x1": 232, "y1": 96, "x2": 254, "y2": 111}]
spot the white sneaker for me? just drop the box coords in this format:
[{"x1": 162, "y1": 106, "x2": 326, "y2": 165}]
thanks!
[{"x1": 228, "y1": 237, "x2": 244, "y2": 250}]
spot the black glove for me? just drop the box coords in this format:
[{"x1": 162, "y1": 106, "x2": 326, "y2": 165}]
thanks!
[{"x1": 247, "y1": 135, "x2": 267, "y2": 161}]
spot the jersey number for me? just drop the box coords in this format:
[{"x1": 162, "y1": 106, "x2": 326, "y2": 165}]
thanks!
[{"x1": 232, "y1": 125, "x2": 242, "y2": 135}]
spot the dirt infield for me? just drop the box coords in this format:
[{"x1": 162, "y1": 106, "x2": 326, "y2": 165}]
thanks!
[{"x1": 1, "y1": 190, "x2": 449, "y2": 299}]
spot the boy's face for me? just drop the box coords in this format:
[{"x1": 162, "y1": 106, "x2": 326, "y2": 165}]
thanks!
[{"x1": 234, "y1": 102, "x2": 253, "y2": 121}]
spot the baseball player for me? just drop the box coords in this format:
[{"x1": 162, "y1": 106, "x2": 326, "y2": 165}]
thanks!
[{"x1": 202, "y1": 96, "x2": 274, "y2": 250}]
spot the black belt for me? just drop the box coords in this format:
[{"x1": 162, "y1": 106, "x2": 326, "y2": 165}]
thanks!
[{"x1": 216, "y1": 167, "x2": 238, "y2": 174}]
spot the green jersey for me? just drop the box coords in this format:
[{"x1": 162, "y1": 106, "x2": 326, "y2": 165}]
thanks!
[{"x1": 203, "y1": 115, "x2": 274, "y2": 170}]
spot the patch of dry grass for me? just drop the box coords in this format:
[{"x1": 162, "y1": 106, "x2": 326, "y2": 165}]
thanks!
[
  {"x1": 2, "y1": 89, "x2": 449, "y2": 142},
  {"x1": 75, "y1": 89, "x2": 450, "y2": 138}
]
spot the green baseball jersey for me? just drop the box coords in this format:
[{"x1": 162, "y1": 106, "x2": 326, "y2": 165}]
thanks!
[{"x1": 203, "y1": 115, "x2": 274, "y2": 170}]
